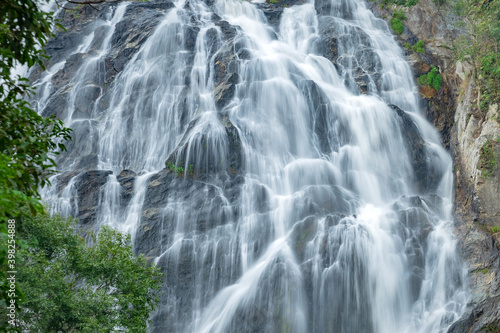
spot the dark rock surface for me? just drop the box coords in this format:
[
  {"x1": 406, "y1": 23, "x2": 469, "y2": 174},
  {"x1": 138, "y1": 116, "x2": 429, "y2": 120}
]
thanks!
[
  {"x1": 54, "y1": 170, "x2": 112, "y2": 231},
  {"x1": 389, "y1": 104, "x2": 442, "y2": 194}
]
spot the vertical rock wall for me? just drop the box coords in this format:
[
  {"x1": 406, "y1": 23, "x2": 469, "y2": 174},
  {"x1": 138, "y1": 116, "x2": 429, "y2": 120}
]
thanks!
[{"x1": 367, "y1": 1, "x2": 500, "y2": 331}]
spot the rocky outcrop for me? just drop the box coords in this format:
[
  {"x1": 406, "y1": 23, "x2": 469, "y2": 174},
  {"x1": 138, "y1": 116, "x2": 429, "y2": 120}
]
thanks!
[
  {"x1": 368, "y1": 0, "x2": 463, "y2": 148},
  {"x1": 366, "y1": 1, "x2": 500, "y2": 331},
  {"x1": 390, "y1": 104, "x2": 442, "y2": 193},
  {"x1": 449, "y1": 93, "x2": 500, "y2": 332},
  {"x1": 54, "y1": 169, "x2": 112, "y2": 231}
]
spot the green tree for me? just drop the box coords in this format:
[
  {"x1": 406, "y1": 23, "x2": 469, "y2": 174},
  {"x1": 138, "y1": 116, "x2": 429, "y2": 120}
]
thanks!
[
  {"x1": 1, "y1": 0, "x2": 72, "y2": 325},
  {"x1": 9, "y1": 211, "x2": 162, "y2": 332}
]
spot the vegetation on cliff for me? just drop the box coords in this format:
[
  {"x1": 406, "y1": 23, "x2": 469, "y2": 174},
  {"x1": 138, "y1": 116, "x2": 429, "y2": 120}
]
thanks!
[
  {"x1": 1, "y1": 1, "x2": 162, "y2": 331},
  {"x1": 390, "y1": 9, "x2": 407, "y2": 34},
  {"x1": 453, "y1": 0, "x2": 500, "y2": 113},
  {"x1": 418, "y1": 65, "x2": 443, "y2": 91},
  {"x1": 1, "y1": 0, "x2": 72, "y2": 323}
]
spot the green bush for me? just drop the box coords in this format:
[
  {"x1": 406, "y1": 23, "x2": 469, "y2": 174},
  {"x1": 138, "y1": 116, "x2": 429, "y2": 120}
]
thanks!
[
  {"x1": 412, "y1": 40, "x2": 425, "y2": 53},
  {"x1": 390, "y1": 17, "x2": 404, "y2": 34},
  {"x1": 167, "y1": 161, "x2": 195, "y2": 177},
  {"x1": 480, "y1": 268, "x2": 489, "y2": 274},
  {"x1": 418, "y1": 65, "x2": 442, "y2": 91},
  {"x1": 390, "y1": 9, "x2": 406, "y2": 35},
  {"x1": 491, "y1": 226, "x2": 500, "y2": 234},
  {"x1": 393, "y1": 8, "x2": 407, "y2": 20},
  {"x1": 5, "y1": 211, "x2": 163, "y2": 332}
]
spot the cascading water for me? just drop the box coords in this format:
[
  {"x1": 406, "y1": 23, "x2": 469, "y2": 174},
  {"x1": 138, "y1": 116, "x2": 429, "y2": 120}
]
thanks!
[{"x1": 34, "y1": 0, "x2": 469, "y2": 331}]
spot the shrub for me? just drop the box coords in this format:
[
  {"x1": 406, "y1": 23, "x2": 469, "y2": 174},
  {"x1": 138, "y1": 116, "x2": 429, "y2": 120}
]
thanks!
[
  {"x1": 433, "y1": 0, "x2": 446, "y2": 6},
  {"x1": 412, "y1": 40, "x2": 425, "y2": 53},
  {"x1": 390, "y1": 17, "x2": 404, "y2": 34},
  {"x1": 7, "y1": 211, "x2": 163, "y2": 332},
  {"x1": 418, "y1": 66, "x2": 442, "y2": 91},
  {"x1": 390, "y1": 9, "x2": 406, "y2": 35},
  {"x1": 480, "y1": 268, "x2": 489, "y2": 274},
  {"x1": 392, "y1": 8, "x2": 407, "y2": 20},
  {"x1": 491, "y1": 226, "x2": 500, "y2": 234}
]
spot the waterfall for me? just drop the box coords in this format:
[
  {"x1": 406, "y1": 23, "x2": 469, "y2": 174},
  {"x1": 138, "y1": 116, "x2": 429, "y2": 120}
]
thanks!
[{"x1": 35, "y1": 0, "x2": 468, "y2": 331}]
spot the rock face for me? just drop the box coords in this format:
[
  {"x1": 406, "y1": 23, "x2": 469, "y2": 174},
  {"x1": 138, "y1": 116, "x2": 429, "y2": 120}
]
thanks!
[
  {"x1": 367, "y1": 0, "x2": 463, "y2": 148},
  {"x1": 449, "y1": 98, "x2": 500, "y2": 333},
  {"x1": 366, "y1": 1, "x2": 500, "y2": 331},
  {"x1": 389, "y1": 104, "x2": 442, "y2": 193}
]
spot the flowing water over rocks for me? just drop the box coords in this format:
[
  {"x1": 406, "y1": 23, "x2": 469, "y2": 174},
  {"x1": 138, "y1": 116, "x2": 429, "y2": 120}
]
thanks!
[{"x1": 34, "y1": 0, "x2": 469, "y2": 331}]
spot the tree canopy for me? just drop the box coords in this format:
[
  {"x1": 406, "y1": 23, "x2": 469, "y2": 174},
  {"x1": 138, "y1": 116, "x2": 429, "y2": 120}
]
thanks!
[
  {"x1": 12, "y1": 212, "x2": 162, "y2": 332},
  {"x1": 1, "y1": 0, "x2": 72, "y2": 324}
]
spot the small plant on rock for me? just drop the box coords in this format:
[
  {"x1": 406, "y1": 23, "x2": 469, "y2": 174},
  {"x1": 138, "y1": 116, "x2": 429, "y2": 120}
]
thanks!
[
  {"x1": 390, "y1": 9, "x2": 406, "y2": 35},
  {"x1": 167, "y1": 161, "x2": 186, "y2": 177},
  {"x1": 412, "y1": 40, "x2": 425, "y2": 53},
  {"x1": 418, "y1": 65, "x2": 442, "y2": 91}
]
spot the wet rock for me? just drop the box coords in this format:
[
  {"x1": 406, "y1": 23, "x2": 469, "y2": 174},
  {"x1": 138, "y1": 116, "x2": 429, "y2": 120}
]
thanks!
[
  {"x1": 212, "y1": 36, "x2": 239, "y2": 110},
  {"x1": 256, "y1": 4, "x2": 283, "y2": 28},
  {"x1": 214, "y1": 19, "x2": 238, "y2": 41},
  {"x1": 291, "y1": 185, "x2": 357, "y2": 222},
  {"x1": 224, "y1": 117, "x2": 243, "y2": 173},
  {"x1": 214, "y1": 73, "x2": 239, "y2": 109},
  {"x1": 106, "y1": 1, "x2": 173, "y2": 85},
  {"x1": 117, "y1": 170, "x2": 136, "y2": 206},
  {"x1": 75, "y1": 153, "x2": 99, "y2": 170},
  {"x1": 299, "y1": 79, "x2": 351, "y2": 154},
  {"x1": 367, "y1": 0, "x2": 463, "y2": 147},
  {"x1": 389, "y1": 104, "x2": 440, "y2": 193},
  {"x1": 289, "y1": 216, "x2": 318, "y2": 263},
  {"x1": 316, "y1": 17, "x2": 338, "y2": 64},
  {"x1": 135, "y1": 168, "x2": 242, "y2": 258},
  {"x1": 164, "y1": 115, "x2": 243, "y2": 177},
  {"x1": 72, "y1": 84, "x2": 101, "y2": 119},
  {"x1": 58, "y1": 120, "x2": 100, "y2": 170},
  {"x1": 54, "y1": 170, "x2": 112, "y2": 231}
]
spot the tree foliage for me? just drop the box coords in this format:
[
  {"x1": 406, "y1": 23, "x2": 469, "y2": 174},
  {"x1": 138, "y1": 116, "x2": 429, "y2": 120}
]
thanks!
[
  {"x1": 5, "y1": 211, "x2": 162, "y2": 332},
  {"x1": 0, "y1": 0, "x2": 72, "y2": 326},
  {"x1": 418, "y1": 65, "x2": 442, "y2": 91}
]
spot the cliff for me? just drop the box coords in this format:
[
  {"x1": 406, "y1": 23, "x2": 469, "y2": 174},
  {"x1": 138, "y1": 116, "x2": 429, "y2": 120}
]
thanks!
[{"x1": 367, "y1": 0, "x2": 500, "y2": 331}]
